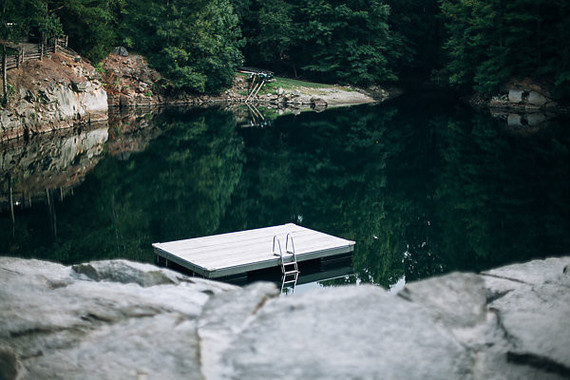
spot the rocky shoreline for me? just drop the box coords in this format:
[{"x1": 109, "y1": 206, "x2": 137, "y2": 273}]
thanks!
[
  {"x1": 0, "y1": 256, "x2": 568, "y2": 379},
  {"x1": 1, "y1": 50, "x2": 382, "y2": 142},
  {"x1": 468, "y1": 79, "x2": 570, "y2": 131},
  {"x1": 0, "y1": 53, "x2": 108, "y2": 142},
  {"x1": 3, "y1": 48, "x2": 568, "y2": 142},
  {"x1": 102, "y1": 52, "x2": 380, "y2": 111}
]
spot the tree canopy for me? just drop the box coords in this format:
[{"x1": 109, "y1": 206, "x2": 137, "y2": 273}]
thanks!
[
  {"x1": 2, "y1": 0, "x2": 570, "y2": 97},
  {"x1": 439, "y1": 0, "x2": 570, "y2": 97},
  {"x1": 117, "y1": 0, "x2": 243, "y2": 93},
  {"x1": 235, "y1": 0, "x2": 405, "y2": 86}
]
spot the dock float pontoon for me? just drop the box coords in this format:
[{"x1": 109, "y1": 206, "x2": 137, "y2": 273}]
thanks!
[{"x1": 152, "y1": 223, "x2": 355, "y2": 279}]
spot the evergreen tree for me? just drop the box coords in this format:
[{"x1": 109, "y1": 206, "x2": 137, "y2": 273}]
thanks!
[
  {"x1": 383, "y1": 0, "x2": 444, "y2": 83},
  {"x1": 440, "y1": 0, "x2": 570, "y2": 97},
  {"x1": 46, "y1": 0, "x2": 123, "y2": 62},
  {"x1": 299, "y1": 0, "x2": 402, "y2": 85},
  {"x1": 237, "y1": 0, "x2": 404, "y2": 86},
  {"x1": 119, "y1": 0, "x2": 243, "y2": 94}
]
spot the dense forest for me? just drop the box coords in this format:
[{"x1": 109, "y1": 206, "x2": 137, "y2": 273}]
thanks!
[{"x1": 1, "y1": 0, "x2": 569, "y2": 98}]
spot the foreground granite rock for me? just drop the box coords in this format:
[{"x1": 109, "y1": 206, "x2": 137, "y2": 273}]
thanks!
[{"x1": 0, "y1": 256, "x2": 569, "y2": 379}]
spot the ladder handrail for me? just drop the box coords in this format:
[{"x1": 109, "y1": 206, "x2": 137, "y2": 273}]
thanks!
[
  {"x1": 272, "y1": 235, "x2": 283, "y2": 257},
  {"x1": 285, "y1": 233, "x2": 297, "y2": 262}
]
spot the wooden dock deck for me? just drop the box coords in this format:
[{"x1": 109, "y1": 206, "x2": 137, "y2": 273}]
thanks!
[{"x1": 152, "y1": 223, "x2": 355, "y2": 278}]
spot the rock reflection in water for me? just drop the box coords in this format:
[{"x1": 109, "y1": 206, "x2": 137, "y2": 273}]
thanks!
[{"x1": 0, "y1": 124, "x2": 109, "y2": 212}]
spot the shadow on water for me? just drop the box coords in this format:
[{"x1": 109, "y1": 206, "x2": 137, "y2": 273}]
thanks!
[{"x1": 1, "y1": 94, "x2": 569, "y2": 288}]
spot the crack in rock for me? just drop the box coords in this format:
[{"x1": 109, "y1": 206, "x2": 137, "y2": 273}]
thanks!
[
  {"x1": 488, "y1": 307, "x2": 521, "y2": 347},
  {"x1": 481, "y1": 273, "x2": 531, "y2": 285},
  {"x1": 486, "y1": 289, "x2": 513, "y2": 303},
  {"x1": 508, "y1": 352, "x2": 570, "y2": 378}
]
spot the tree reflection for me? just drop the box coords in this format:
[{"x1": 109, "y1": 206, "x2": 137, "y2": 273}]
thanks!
[
  {"x1": 1, "y1": 98, "x2": 569, "y2": 287},
  {"x1": 1, "y1": 108, "x2": 245, "y2": 263},
  {"x1": 434, "y1": 113, "x2": 570, "y2": 272},
  {"x1": 221, "y1": 104, "x2": 412, "y2": 287}
]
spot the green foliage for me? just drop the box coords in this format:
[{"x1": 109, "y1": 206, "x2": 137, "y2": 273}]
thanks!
[
  {"x1": 94, "y1": 62, "x2": 105, "y2": 74},
  {"x1": 51, "y1": 0, "x2": 124, "y2": 62},
  {"x1": 5, "y1": 0, "x2": 570, "y2": 96},
  {"x1": 236, "y1": 0, "x2": 405, "y2": 86},
  {"x1": 439, "y1": 0, "x2": 570, "y2": 97},
  {"x1": 119, "y1": 0, "x2": 243, "y2": 94},
  {"x1": 383, "y1": 0, "x2": 444, "y2": 83},
  {"x1": 299, "y1": 1, "x2": 402, "y2": 85},
  {"x1": 1, "y1": 0, "x2": 64, "y2": 43}
]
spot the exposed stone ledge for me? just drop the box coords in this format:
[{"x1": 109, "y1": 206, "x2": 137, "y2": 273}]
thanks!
[
  {"x1": 0, "y1": 256, "x2": 568, "y2": 379},
  {"x1": 0, "y1": 53, "x2": 108, "y2": 142}
]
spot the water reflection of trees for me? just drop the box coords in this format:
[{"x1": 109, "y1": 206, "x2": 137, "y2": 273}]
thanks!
[
  {"x1": 434, "y1": 113, "x2": 570, "y2": 272},
  {"x1": 221, "y1": 105, "x2": 412, "y2": 288},
  {"x1": 230, "y1": 98, "x2": 570, "y2": 287},
  {"x1": 1, "y1": 101, "x2": 569, "y2": 288},
  {"x1": 1, "y1": 108, "x2": 245, "y2": 263}
]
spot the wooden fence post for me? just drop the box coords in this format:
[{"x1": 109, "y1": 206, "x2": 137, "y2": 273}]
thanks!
[
  {"x1": 40, "y1": 43, "x2": 44, "y2": 60},
  {"x1": 54, "y1": 37, "x2": 57, "y2": 53},
  {"x1": 2, "y1": 48, "x2": 7, "y2": 104}
]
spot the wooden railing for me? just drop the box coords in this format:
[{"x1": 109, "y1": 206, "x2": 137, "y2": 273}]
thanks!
[{"x1": 3, "y1": 36, "x2": 76, "y2": 71}]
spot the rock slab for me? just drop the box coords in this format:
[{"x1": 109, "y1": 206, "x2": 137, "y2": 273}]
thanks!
[{"x1": 1, "y1": 256, "x2": 569, "y2": 379}]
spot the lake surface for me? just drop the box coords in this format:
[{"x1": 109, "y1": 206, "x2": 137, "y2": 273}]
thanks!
[{"x1": 1, "y1": 93, "x2": 569, "y2": 289}]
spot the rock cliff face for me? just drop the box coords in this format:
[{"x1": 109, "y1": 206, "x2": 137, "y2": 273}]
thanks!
[
  {"x1": 0, "y1": 256, "x2": 569, "y2": 379},
  {"x1": 101, "y1": 52, "x2": 210, "y2": 107},
  {"x1": 0, "y1": 53, "x2": 108, "y2": 142}
]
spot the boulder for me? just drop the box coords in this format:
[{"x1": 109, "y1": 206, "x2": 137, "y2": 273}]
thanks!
[
  {"x1": 113, "y1": 46, "x2": 129, "y2": 57},
  {"x1": 0, "y1": 257, "x2": 236, "y2": 379},
  {"x1": 528, "y1": 91, "x2": 549, "y2": 106},
  {"x1": 481, "y1": 257, "x2": 570, "y2": 378},
  {"x1": 71, "y1": 81, "x2": 89, "y2": 92},
  {"x1": 508, "y1": 89, "x2": 524, "y2": 103},
  {"x1": 399, "y1": 272, "x2": 487, "y2": 328},
  {"x1": 1, "y1": 66, "x2": 108, "y2": 141},
  {"x1": 212, "y1": 285, "x2": 473, "y2": 380},
  {"x1": 310, "y1": 97, "x2": 328, "y2": 112}
]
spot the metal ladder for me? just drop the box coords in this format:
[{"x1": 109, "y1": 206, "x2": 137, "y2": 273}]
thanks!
[{"x1": 273, "y1": 234, "x2": 300, "y2": 293}]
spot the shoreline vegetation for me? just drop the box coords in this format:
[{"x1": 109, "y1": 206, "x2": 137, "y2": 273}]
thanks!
[
  {"x1": 2, "y1": 0, "x2": 569, "y2": 141},
  {"x1": 102, "y1": 51, "x2": 385, "y2": 109},
  {"x1": 2, "y1": 1, "x2": 569, "y2": 110},
  {"x1": 0, "y1": 50, "x2": 389, "y2": 142}
]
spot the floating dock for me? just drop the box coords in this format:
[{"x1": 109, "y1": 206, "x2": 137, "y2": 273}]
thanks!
[{"x1": 152, "y1": 223, "x2": 355, "y2": 278}]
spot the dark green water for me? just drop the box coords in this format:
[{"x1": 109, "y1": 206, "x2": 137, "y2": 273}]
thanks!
[{"x1": 1, "y1": 93, "x2": 569, "y2": 287}]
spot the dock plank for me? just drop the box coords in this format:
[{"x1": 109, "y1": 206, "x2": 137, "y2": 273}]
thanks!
[
  {"x1": 152, "y1": 224, "x2": 355, "y2": 278},
  {"x1": 166, "y1": 233, "x2": 346, "y2": 260}
]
